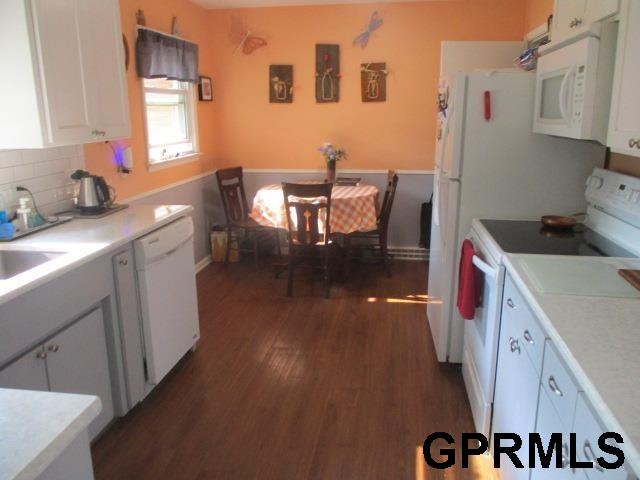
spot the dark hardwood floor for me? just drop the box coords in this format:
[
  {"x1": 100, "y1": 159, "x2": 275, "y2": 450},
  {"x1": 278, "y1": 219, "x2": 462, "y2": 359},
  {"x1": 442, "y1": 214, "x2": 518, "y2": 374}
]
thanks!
[{"x1": 92, "y1": 260, "x2": 493, "y2": 479}]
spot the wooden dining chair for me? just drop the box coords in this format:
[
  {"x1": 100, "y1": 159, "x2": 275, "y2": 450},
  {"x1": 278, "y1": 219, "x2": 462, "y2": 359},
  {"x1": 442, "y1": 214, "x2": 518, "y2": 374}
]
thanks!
[
  {"x1": 345, "y1": 170, "x2": 399, "y2": 277},
  {"x1": 282, "y1": 182, "x2": 334, "y2": 298},
  {"x1": 216, "y1": 166, "x2": 280, "y2": 268}
]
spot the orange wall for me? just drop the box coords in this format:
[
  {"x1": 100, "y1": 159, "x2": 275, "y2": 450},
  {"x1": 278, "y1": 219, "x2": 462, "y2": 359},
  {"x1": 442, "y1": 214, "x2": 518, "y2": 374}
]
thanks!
[
  {"x1": 84, "y1": 0, "x2": 216, "y2": 199},
  {"x1": 523, "y1": 0, "x2": 553, "y2": 33},
  {"x1": 208, "y1": 1, "x2": 526, "y2": 171},
  {"x1": 85, "y1": 0, "x2": 526, "y2": 198}
]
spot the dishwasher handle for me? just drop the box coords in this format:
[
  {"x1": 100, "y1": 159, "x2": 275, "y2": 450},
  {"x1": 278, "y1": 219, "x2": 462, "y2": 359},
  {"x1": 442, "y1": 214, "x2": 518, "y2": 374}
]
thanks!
[{"x1": 143, "y1": 233, "x2": 194, "y2": 266}]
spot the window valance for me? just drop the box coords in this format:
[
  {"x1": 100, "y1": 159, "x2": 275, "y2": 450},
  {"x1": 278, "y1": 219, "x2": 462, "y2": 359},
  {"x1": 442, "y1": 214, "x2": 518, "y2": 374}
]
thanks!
[{"x1": 135, "y1": 27, "x2": 199, "y2": 83}]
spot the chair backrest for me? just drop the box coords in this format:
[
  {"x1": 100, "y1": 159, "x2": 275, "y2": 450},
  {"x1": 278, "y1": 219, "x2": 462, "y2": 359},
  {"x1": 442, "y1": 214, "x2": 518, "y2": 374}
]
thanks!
[
  {"x1": 378, "y1": 170, "x2": 399, "y2": 233},
  {"x1": 216, "y1": 167, "x2": 250, "y2": 224},
  {"x1": 282, "y1": 182, "x2": 333, "y2": 246}
]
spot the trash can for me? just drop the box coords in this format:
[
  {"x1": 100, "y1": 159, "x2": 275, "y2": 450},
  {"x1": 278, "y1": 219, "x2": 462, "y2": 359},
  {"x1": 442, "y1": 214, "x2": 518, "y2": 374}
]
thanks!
[
  {"x1": 419, "y1": 195, "x2": 433, "y2": 249},
  {"x1": 211, "y1": 226, "x2": 239, "y2": 263}
]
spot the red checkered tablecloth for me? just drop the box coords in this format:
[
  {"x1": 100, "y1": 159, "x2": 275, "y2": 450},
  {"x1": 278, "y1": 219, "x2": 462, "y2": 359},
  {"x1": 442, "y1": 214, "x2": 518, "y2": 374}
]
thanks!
[{"x1": 251, "y1": 183, "x2": 379, "y2": 234}]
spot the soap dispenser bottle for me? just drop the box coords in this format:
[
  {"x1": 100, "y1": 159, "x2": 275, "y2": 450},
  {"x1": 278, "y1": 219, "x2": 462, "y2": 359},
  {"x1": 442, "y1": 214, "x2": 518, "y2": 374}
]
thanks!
[{"x1": 16, "y1": 197, "x2": 31, "y2": 232}]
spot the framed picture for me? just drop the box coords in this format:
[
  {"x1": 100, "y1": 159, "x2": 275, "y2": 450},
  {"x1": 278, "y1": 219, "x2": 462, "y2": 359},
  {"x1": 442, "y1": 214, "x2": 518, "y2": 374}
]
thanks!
[
  {"x1": 198, "y1": 76, "x2": 213, "y2": 101},
  {"x1": 269, "y1": 65, "x2": 293, "y2": 103}
]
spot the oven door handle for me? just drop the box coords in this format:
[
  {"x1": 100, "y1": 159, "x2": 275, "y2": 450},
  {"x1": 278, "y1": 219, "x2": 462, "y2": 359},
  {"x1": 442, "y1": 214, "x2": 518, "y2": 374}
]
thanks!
[{"x1": 472, "y1": 254, "x2": 499, "y2": 281}]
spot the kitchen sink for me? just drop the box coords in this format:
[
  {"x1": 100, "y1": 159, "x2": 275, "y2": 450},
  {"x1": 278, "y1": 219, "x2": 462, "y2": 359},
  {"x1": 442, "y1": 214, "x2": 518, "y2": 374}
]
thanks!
[{"x1": 0, "y1": 250, "x2": 64, "y2": 280}]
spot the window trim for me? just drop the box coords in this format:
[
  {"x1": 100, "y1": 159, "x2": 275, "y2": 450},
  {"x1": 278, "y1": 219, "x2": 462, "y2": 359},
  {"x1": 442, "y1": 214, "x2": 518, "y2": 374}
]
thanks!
[{"x1": 141, "y1": 78, "x2": 200, "y2": 170}]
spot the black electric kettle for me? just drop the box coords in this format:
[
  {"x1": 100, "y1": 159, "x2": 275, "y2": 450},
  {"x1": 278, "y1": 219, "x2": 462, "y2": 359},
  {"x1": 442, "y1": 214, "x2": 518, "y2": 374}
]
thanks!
[{"x1": 71, "y1": 170, "x2": 116, "y2": 212}]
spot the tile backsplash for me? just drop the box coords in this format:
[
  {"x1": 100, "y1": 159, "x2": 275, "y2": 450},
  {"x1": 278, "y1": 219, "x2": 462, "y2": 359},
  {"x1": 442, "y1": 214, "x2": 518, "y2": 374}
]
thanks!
[{"x1": 0, "y1": 146, "x2": 84, "y2": 217}]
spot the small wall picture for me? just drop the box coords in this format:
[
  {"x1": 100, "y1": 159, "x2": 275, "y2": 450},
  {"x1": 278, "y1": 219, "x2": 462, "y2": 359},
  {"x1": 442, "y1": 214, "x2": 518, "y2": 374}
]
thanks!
[
  {"x1": 316, "y1": 44, "x2": 340, "y2": 103},
  {"x1": 361, "y1": 63, "x2": 387, "y2": 102},
  {"x1": 269, "y1": 65, "x2": 293, "y2": 103},
  {"x1": 199, "y1": 76, "x2": 213, "y2": 101}
]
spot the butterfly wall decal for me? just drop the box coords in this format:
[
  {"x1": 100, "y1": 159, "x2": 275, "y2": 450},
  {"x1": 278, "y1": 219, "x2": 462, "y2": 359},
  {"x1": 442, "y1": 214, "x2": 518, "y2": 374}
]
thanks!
[
  {"x1": 353, "y1": 11, "x2": 383, "y2": 49},
  {"x1": 229, "y1": 15, "x2": 267, "y2": 55}
]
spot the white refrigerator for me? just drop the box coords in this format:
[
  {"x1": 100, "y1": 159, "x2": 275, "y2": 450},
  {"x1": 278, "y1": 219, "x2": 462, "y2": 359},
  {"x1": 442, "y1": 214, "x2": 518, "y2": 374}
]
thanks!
[{"x1": 427, "y1": 69, "x2": 606, "y2": 363}]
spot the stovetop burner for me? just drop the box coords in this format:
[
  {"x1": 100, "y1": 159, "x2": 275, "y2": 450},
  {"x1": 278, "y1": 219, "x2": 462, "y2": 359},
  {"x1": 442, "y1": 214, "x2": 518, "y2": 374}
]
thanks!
[{"x1": 479, "y1": 219, "x2": 636, "y2": 258}]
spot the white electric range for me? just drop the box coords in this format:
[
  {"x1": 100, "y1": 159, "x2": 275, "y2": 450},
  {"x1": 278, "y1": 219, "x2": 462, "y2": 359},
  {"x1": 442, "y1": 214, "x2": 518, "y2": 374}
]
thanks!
[{"x1": 461, "y1": 168, "x2": 640, "y2": 436}]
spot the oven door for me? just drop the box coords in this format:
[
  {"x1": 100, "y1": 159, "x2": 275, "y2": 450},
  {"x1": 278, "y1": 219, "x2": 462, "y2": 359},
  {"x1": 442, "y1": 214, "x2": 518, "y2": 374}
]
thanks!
[{"x1": 461, "y1": 236, "x2": 505, "y2": 437}]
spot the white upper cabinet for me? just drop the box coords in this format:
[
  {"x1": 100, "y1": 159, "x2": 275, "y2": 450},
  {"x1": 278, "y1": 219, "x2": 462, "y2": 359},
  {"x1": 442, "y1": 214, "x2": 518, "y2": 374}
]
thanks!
[
  {"x1": 553, "y1": 0, "x2": 589, "y2": 43},
  {"x1": 608, "y1": 0, "x2": 640, "y2": 157},
  {"x1": 585, "y1": 0, "x2": 619, "y2": 24},
  {"x1": 84, "y1": 0, "x2": 130, "y2": 140},
  {"x1": 552, "y1": 0, "x2": 619, "y2": 44},
  {"x1": 29, "y1": 0, "x2": 95, "y2": 146},
  {"x1": 0, "y1": 0, "x2": 130, "y2": 149}
]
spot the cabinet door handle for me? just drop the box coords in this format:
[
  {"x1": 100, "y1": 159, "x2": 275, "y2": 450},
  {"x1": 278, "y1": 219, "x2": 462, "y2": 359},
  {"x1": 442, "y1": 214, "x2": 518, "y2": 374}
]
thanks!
[
  {"x1": 562, "y1": 443, "x2": 570, "y2": 468},
  {"x1": 570, "y1": 17, "x2": 583, "y2": 28},
  {"x1": 36, "y1": 350, "x2": 47, "y2": 360},
  {"x1": 506, "y1": 298, "x2": 515, "y2": 309},
  {"x1": 118, "y1": 258, "x2": 129, "y2": 266},
  {"x1": 47, "y1": 344, "x2": 59, "y2": 353},
  {"x1": 583, "y1": 440, "x2": 604, "y2": 472},
  {"x1": 629, "y1": 138, "x2": 637, "y2": 148},
  {"x1": 548, "y1": 376, "x2": 563, "y2": 396},
  {"x1": 509, "y1": 337, "x2": 520, "y2": 354},
  {"x1": 523, "y1": 330, "x2": 535, "y2": 345}
]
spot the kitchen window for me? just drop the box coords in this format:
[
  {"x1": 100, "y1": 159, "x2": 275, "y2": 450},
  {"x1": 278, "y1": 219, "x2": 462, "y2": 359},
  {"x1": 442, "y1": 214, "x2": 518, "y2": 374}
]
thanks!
[{"x1": 142, "y1": 78, "x2": 199, "y2": 168}]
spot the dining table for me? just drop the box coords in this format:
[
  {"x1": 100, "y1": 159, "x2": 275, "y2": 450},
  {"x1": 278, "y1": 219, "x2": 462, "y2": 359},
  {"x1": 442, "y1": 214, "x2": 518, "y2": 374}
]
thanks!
[{"x1": 250, "y1": 182, "x2": 380, "y2": 234}]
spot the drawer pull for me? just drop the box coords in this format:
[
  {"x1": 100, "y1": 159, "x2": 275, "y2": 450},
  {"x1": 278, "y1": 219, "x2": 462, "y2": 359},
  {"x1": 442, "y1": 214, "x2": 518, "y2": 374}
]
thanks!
[
  {"x1": 548, "y1": 376, "x2": 563, "y2": 397},
  {"x1": 36, "y1": 350, "x2": 47, "y2": 360},
  {"x1": 562, "y1": 443, "x2": 570, "y2": 469},
  {"x1": 506, "y1": 298, "x2": 515, "y2": 309},
  {"x1": 509, "y1": 337, "x2": 521, "y2": 354},
  {"x1": 629, "y1": 138, "x2": 637, "y2": 148},
  {"x1": 583, "y1": 440, "x2": 604, "y2": 472},
  {"x1": 47, "y1": 344, "x2": 59, "y2": 353},
  {"x1": 523, "y1": 330, "x2": 535, "y2": 345}
]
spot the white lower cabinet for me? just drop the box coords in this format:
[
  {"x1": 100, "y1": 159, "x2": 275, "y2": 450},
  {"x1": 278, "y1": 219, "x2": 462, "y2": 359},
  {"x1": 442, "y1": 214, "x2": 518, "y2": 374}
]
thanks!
[
  {"x1": 0, "y1": 345, "x2": 49, "y2": 391},
  {"x1": 45, "y1": 308, "x2": 114, "y2": 439},
  {"x1": 494, "y1": 276, "x2": 637, "y2": 480},
  {"x1": 492, "y1": 278, "x2": 541, "y2": 480},
  {"x1": 532, "y1": 389, "x2": 587, "y2": 480},
  {"x1": 0, "y1": 306, "x2": 114, "y2": 439},
  {"x1": 574, "y1": 393, "x2": 629, "y2": 480}
]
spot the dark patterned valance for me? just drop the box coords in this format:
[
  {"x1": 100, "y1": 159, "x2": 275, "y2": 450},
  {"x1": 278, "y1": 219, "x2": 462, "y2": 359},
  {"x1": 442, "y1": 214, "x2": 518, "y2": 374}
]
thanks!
[{"x1": 135, "y1": 28, "x2": 198, "y2": 83}]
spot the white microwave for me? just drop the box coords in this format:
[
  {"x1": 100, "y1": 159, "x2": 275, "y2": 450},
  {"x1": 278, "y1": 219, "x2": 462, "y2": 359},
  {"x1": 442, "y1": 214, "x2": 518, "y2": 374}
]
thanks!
[{"x1": 533, "y1": 25, "x2": 617, "y2": 144}]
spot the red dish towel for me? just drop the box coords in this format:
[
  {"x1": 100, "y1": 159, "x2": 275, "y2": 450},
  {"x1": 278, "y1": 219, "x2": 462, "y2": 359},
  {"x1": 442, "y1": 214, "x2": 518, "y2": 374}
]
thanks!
[{"x1": 457, "y1": 239, "x2": 480, "y2": 320}]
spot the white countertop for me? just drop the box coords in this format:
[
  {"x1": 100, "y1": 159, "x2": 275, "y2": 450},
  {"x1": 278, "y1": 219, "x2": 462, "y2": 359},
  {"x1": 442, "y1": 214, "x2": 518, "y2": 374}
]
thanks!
[
  {"x1": 0, "y1": 204, "x2": 193, "y2": 306},
  {"x1": 505, "y1": 254, "x2": 640, "y2": 474},
  {"x1": 0, "y1": 389, "x2": 101, "y2": 480}
]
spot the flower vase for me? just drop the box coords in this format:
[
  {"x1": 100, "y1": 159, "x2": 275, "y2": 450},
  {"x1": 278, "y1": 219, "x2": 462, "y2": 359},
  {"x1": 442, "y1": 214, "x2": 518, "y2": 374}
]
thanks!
[{"x1": 326, "y1": 160, "x2": 336, "y2": 182}]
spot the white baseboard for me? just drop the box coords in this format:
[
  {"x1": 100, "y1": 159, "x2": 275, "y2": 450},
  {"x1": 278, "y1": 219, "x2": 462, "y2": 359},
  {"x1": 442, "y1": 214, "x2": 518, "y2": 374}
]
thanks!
[{"x1": 195, "y1": 255, "x2": 212, "y2": 273}]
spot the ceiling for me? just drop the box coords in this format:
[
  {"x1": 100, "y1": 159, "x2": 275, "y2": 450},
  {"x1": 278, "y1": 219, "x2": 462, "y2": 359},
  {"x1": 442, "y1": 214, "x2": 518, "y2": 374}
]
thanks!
[{"x1": 191, "y1": 0, "x2": 431, "y2": 9}]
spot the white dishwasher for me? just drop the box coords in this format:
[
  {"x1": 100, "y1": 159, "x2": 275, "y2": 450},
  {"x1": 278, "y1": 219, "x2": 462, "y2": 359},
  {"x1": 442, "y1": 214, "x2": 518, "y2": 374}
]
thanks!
[{"x1": 134, "y1": 216, "x2": 200, "y2": 385}]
